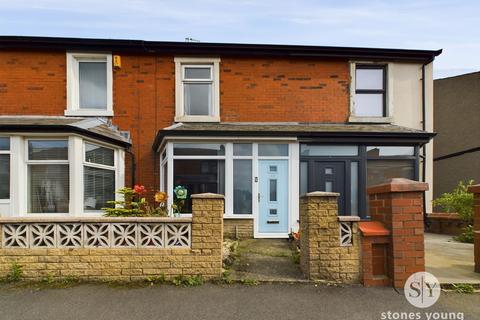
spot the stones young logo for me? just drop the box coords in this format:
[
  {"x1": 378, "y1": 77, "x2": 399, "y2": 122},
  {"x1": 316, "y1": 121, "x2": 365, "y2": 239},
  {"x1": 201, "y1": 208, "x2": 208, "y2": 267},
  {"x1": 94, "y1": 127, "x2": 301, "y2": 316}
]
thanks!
[{"x1": 404, "y1": 272, "x2": 441, "y2": 308}]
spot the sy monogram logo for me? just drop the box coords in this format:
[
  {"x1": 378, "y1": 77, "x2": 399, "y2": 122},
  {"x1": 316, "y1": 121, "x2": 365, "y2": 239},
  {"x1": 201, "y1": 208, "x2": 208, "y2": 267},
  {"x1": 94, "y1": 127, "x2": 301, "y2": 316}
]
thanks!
[{"x1": 404, "y1": 272, "x2": 441, "y2": 308}]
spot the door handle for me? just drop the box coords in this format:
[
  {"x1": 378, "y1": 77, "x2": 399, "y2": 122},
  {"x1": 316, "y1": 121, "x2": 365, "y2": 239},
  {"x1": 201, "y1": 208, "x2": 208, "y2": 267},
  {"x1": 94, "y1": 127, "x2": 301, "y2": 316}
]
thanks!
[{"x1": 258, "y1": 193, "x2": 261, "y2": 202}]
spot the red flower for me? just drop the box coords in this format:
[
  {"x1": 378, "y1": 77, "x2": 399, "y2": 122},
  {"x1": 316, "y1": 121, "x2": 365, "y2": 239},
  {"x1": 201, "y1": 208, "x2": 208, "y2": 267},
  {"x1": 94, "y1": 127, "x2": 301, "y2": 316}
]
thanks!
[{"x1": 133, "y1": 184, "x2": 146, "y2": 194}]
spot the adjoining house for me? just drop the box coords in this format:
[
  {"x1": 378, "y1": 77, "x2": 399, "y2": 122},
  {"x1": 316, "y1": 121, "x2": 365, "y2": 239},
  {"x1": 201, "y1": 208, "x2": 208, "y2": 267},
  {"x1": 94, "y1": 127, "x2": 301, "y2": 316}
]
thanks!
[
  {"x1": 433, "y1": 71, "x2": 480, "y2": 199},
  {"x1": 0, "y1": 36, "x2": 440, "y2": 239}
]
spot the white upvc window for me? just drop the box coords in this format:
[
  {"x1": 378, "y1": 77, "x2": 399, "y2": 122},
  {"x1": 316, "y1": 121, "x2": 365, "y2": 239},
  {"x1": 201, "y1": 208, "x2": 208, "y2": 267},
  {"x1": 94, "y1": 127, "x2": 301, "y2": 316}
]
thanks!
[
  {"x1": 174, "y1": 57, "x2": 220, "y2": 122},
  {"x1": 66, "y1": 52, "x2": 113, "y2": 117},
  {"x1": 349, "y1": 62, "x2": 393, "y2": 123},
  {"x1": 26, "y1": 139, "x2": 70, "y2": 214},
  {"x1": 0, "y1": 137, "x2": 11, "y2": 201},
  {"x1": 83, "y1": 142, "x2": 116, "y2": 212}
]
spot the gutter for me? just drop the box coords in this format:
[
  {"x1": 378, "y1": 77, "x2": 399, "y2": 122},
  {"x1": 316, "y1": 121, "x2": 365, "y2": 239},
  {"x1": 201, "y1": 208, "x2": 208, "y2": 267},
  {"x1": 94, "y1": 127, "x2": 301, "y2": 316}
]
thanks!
[
  {"x1": 0, "y1": 124, "x2": 131, "y2": 148},
  {"x1": 0, "y1": 36, "x2": 443, "y2": 63},
  {"x1": 152, "y1": 129, "x2": 436, "y2": 151}
]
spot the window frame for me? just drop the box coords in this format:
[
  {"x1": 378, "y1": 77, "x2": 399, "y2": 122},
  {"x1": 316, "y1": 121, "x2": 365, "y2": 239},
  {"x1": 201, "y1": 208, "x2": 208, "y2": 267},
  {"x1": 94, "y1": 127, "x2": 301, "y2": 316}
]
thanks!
[
  {"x1": 350, "y1": 63, "x2": 392, "y2": 123},
  {"x1": 82, "y1": 141, "x2": 117, "y2": 213},
  {"x1": 174, "y1": 57, "x2": 220, "y2": 123},
  {"x1": 66, "y1": 52, "x2": 113, "y2": 117},
  {"x1": 0, "y1": 137, "x2": 11, "y2": 202},
  {"x1": 25, "y1": 138, "x2": 70, "y2": 215}
]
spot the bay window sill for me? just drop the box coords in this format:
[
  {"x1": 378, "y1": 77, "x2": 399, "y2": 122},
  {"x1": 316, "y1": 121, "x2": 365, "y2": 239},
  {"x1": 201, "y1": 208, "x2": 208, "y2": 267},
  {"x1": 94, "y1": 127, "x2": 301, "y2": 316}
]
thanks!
[
  {"x1": 174, "y1": 115, "x2": 220, "y2": 123},
  {"x1": 64, "y1": 109, "x2": 114, "y2": 117},
  {"x1": 348, "y1": 116, "x2": 392, "y2": 124}
]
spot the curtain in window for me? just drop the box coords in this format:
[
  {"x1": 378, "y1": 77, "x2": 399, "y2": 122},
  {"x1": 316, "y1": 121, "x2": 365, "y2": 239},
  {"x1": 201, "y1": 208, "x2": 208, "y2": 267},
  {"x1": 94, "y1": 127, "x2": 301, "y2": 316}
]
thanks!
[
  {"x1": 84, "y1": 166, "x2": 115, "y2": 211},
  {"x1": 79, "y1": 62, "x2": 107, "y2": 109},
  {"x1": 28, "y1": 165, "x2": 69, "y2": 213}
]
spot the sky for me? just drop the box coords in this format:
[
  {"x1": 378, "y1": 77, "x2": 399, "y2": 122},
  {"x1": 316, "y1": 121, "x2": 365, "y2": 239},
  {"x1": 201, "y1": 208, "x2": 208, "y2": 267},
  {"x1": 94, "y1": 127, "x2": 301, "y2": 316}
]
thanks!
[{"x1": 0, "y1": 0, "x2": 479, "y2": 79}]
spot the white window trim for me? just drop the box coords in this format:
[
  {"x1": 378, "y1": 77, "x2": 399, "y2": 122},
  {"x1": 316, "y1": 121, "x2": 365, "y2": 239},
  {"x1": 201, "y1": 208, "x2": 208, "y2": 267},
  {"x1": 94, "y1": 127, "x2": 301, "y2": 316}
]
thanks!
[
  {"x1": 174, "y1": 57, "x2": 221, "y2": 122},
  {"x1": 349, "y1": 61, "x2": 394, "y2": 123},
  {"x1": 82, "y1": 141, "x2": 117, "y2": 214},
  {"x1": 25, "y1": 137, "x2": 70, "y2": 216},
  {"x1": 66, "y1": 52, "x2": 113, "y2": 117},
  {"x1": 160, "y1": 140, "x2": 300, "y2": 238},
  {"x1": 0, "y1": 137, "x2": 11, "y2": 203}
]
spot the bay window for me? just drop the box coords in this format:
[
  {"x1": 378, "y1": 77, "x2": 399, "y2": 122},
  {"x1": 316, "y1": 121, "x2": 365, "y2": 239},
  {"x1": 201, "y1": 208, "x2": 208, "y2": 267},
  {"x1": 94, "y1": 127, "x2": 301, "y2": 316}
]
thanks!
[{"x1": 27, "y1": 140, "x2": 70, "y2": 214}]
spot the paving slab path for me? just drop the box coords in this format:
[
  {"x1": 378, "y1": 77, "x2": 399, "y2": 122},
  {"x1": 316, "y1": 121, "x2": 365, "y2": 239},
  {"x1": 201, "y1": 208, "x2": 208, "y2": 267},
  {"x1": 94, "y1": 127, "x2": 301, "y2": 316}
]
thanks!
[
  {"x1": 228, "y1": 239, "x2": 305, "y2": 282},
  {"x1": 425, "y1": 233, "x2": 480, "y2": 284}
]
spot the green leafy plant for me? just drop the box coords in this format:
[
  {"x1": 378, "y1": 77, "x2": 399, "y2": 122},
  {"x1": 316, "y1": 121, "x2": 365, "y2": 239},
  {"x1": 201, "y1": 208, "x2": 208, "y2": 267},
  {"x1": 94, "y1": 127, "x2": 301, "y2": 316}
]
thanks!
[
  {"x1": 433, "y1": 180, "x2": 475, "y2": 222},
  {"x1": 452, "y1": 283, "x2": 475, "y2": 294},
  {"x1": 172, "y1": 275, "x2": 203, "y2": 287},
  {"x1": 240, "y1": 278, "x2": 258, "y2": 286},
  {"x1": 5, "y1": 263, "x2": 23, "y2": 282},
  {"x1": 103, "y1": 186, "x2": 168, "y2": 217},
  {"x1": 433, "y1": 180, "x2": 475, "y2": 244},
  {"x1": 145, "y1": 274, "x2": 166, "y2": 285},
  {"x1": 292, "y1": 249, "x2": 301, "y2": 264},
  {"x1": 454, "y1": 225, "x2": 474, "y2": 243},
  {"x1": 41, "y1": 273, "x2": 55, "y2": 285}
]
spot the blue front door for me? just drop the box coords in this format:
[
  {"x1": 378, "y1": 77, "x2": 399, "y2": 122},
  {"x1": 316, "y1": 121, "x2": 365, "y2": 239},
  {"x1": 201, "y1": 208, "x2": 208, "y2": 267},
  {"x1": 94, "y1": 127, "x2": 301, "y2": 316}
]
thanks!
[{"x1": 258, "y1": 160, "x2": 289, "y2": 234}]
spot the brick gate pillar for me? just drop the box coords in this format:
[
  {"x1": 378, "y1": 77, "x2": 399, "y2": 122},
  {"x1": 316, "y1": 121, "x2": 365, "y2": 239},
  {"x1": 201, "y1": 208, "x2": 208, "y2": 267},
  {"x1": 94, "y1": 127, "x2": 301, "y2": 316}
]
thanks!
[
  {"x1": 467, "y1": 185, "x2": 480, "y2": 273},
  {"x1": 367, "y1": 178, "x2": 428, "y2": 288},
  {"x1": 299, "y1": 192, "x2": 360, "y2": 283}
]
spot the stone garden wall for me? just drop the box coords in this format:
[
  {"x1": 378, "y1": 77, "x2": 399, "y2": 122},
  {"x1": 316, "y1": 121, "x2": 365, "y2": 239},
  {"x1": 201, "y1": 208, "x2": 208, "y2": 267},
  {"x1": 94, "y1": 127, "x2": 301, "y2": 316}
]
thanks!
[{"x1": 0, "y1": 194, "x2": 224, "y2": 281}]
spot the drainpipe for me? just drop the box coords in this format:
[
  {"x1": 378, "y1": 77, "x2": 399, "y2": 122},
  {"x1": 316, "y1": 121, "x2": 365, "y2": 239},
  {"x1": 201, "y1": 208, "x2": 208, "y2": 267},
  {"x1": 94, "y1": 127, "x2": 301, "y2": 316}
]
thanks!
[
  {"x1": 125, "y1": 148, "x2": 136, "y2": 187},
  {"x1": 421, "y1": 62, "x2": 429, "y2": 226}
]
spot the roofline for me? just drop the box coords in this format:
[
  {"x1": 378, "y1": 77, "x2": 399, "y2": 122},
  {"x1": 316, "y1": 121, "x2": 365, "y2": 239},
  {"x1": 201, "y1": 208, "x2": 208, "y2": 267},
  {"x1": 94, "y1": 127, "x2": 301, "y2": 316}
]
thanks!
[
  {"x1": 152, "y1": 129, "x2": 436, "y2": 150},
  {"x1": 0, "y1": 36, "x2": 442, "y2": 62},
  {"x1": 0, "y1": 124, "x2": 131, "y2": 148}
]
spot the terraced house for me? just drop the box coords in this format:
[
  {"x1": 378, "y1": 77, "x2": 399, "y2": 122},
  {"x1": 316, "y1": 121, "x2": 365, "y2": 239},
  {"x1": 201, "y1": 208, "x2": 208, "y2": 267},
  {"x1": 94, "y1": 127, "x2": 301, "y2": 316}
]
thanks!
[{"x1": 0, "y1": 36, "x2": 440, "y2": 240}]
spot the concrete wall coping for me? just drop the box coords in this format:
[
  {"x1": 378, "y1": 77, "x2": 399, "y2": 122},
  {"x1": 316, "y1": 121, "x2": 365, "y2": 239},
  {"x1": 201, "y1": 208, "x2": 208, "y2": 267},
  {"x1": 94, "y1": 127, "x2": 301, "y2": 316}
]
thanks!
[
  {"x1": 367, "y1": 178, "x2": 429, "y2": 194},
  {"x1": 337, "y1": 216, "x2": 360, "y2": 222},
  {"x1": 467, "y1": 184, "x2": 480, "y2": 194},
  {"x1": 0, "y1": 216, "x2": 192, "y2": 224},
  {"x1": 191, "y1": 193, "x2": 225, "y2": 199},
  {"x1": 301, "y1": 191, "x2": 340, "y2": 198}
]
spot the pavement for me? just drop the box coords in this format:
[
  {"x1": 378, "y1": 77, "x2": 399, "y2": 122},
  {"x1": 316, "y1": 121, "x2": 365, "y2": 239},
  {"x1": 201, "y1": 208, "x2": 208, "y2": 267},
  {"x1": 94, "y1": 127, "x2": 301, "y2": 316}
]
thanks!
[
  {"x1": 425, "y1": 233, "x2": 480, "y2": 284},
  {"x1": 0, "y1": 283, "x2": 478, "y2": 320},
  {"x1": 228, "y1": 239, "x2": 305, "y2": 282}
]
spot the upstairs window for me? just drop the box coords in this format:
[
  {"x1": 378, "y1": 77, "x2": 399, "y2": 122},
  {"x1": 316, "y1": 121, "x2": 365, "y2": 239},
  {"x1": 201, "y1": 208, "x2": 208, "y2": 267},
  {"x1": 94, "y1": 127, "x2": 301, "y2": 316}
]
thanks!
[
  {"x1": 175, "y1": 57, "x2": 220, "y2": 122},
  {"x1": 354, "y1": 65, "x2": 386, "y2": 117},
  {"x1": 66, "y1": 53, "x2": 113, "y2": 116}
]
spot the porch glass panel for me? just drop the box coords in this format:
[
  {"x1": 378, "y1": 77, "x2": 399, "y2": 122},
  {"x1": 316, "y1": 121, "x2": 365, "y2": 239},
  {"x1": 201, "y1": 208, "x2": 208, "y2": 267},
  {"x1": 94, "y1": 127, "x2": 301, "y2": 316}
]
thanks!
[{"x1": 173, "y1": 159, "x2": 225, "y2": 213}]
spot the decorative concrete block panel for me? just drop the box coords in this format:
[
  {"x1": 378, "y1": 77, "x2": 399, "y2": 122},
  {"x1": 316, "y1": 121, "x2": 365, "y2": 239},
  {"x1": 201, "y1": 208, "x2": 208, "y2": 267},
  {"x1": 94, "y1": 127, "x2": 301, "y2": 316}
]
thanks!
[{"x1": 0, "y1": 194, "x2": 223, "y2": 281}]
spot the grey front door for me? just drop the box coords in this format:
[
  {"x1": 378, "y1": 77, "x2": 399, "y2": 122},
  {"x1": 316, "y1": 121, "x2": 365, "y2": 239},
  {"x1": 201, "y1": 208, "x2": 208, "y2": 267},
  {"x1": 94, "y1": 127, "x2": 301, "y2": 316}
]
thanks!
[{"x1": 313, "y1": 162, "x2": 346, "y2": 215}]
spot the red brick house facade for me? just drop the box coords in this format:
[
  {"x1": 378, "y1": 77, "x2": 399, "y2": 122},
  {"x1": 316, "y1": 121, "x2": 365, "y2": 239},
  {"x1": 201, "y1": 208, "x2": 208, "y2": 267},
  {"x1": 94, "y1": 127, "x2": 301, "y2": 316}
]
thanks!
[{"x1": 0, "y1": 37, "x2": 440, "y2": 239}]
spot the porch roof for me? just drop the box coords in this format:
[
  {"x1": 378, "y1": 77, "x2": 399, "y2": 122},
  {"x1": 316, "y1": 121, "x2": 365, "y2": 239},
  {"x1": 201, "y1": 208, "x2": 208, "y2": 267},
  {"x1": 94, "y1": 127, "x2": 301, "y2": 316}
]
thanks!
[
  {"x1": 0, "y1": 116, "x2": 131, "y2": 147},
  {"x1": 153, "y1": 122, "x2": 435, "y2": 150}
]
